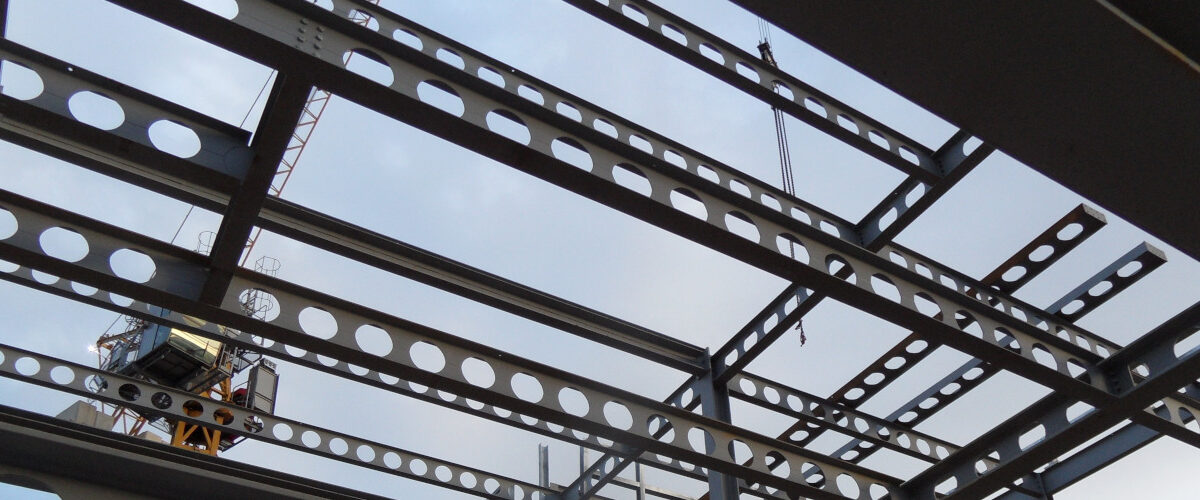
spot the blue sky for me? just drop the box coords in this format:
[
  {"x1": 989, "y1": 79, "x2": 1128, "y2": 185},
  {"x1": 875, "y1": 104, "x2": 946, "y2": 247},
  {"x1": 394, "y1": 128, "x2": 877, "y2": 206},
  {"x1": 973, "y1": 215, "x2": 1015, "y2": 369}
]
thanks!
[{"x1": 0, "y1": 0, "x2": 1197, "y2": 498}]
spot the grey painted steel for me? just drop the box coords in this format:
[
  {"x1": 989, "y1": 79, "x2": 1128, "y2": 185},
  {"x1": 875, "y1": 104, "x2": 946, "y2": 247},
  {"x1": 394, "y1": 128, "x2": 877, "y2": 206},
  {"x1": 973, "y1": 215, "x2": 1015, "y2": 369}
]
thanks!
[
  {"x1": 1005, "y1": 385, "x2": 1200, "y2": 499},
  {"x1": 905, "y1": 302, "x2": 1200, "y2": 499},
  {"x1": 809, "y1": 242, "x2": 1168, "y2": 473},
  {"x1": 758, "y1": 210, "x2": 1158, "y2": 491},
  {"x1": 91, "y1": 4, "x2": 1180, "y2": 491},
  {"x1": 101, "y1": 1, "x2": 1146, "y2": 401},
  {"x1": 0, "y1": 189, "x2": 900, "y2": 499},
  {"x1": 0, "y1": 0, "x2": 1193, "y2": 498},
  {"x1": 980, "y1": 205, "x2": 1108, "y2": 294},
  {"x1": 198, "y1": 75, "x2": 312, "y2": 304},
  {"x1": 731, "y1": 1, "x2": 1200, "y2": 262},
  {"x1": 0, "y1": 38, "x2": 709, "y2": 374},
  {"x1": 0, "y1": 187, "x2": 719, "y2": 496},
  {"x1": 857, "y1": 130, "x2": 994, "y2": 247},
  {"x1": 0, "y1": 344, "x2": 555, "y2": 499},
  {"x1": 258, "y1": 197, "x2": 708, "y2": 374},
  {"x1": 0, "y1": 38, "x2": 252, "y2": 188},
  {"x1": 798, "y1": 203, "x2": 1111, "y2": 430},
  {"x1": 561, "y1": 0, "x2": 943, "y2": 183},
  {"x1": 712, "y1": 132, "x2": 995, "y2": 384},
  {"x1": 1046, "y1": 242, "x2": 1167, "y2": 322},
  {"x1": 564, "y1": 129, "x2": 993, "y2": 498},
  {"x1": 0, "y1": 35, "x2": 196, "y2": 178},
  {"x1": 728, "y1": 372, "x2": 974, "y2": 466},
  {"x1": 0, "y1": 404, "x2": 385, "y2": 500},
  {"x1": 694, "y1": 369, "x2": 739, "y2": 500},
  {"x1": 328, "y1": 0, "x2": 863, "y2": 243},
  {"x1": 993, "y1": 422, "x2": 1158, "y2": 500}
]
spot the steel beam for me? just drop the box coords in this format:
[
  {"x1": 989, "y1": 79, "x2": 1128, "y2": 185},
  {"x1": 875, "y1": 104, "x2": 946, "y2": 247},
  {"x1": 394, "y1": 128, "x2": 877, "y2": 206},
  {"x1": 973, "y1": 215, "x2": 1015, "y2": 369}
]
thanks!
[
  {"x1": 795, "y1": 242, "x2": 1166, "y2": 476},
  {"x1": 728, "y1": 372, "x2": 971, "y2": 466},
  {"x1": 0, "y1": 38, "x2": 709, "y2": 374},
  {"x1": 103, "y1": 2, "x2": 1145, "y2": 403},
  {"x1": 0, "y1": 38, "x2": 248, "y2": 208},
  {"x1": 0, "y1": 226, "x2": 692, "y2": 481},
  {"x1": 198, "y1": 75, "x2": 312, "y2": 303},
  {"x1": 320, "y1": 0, "x2": 863, "y2": 241},
  {"x1": 999, "y1": 382, "x2": 1200, "y2": 499},
  {"x1": 711, "y1": 131, "x2": 994, "y2": 383},
  {"x1": 0, "y1": 404, "x2": 384, "y2": 500},
  {"x1": 980, "y1": 205, "x2": 1108, "y2": 294},
  {"x1": 1046, "y1": 242, "x2": 1167, "y2": 322},
  {"x1": 730, "y1": 1, "x2": 1200, "y2": 262},
  {"x1": 903, "y1": 302, "x2": 1200, "y2": 499},
  {"x1": 0, "y1": 189, "x2": 900, "y2": 499},
  {"x1": 0, "y1": 344, "x2": 555, "y2": 499},
  {"x1": 561, "y1": 129, "x2": 992, "y2": 498},
  {"x1": 857, "y1": 130, "x2": 994, "y2": 247},
  {"x1": 768, "y1": 204, "x2": 1112, "y2": 452},
  {"x1": 992, "y1": 422, "x2": 1157, "y2": 500},
  {"x1": 561, "y1": 0, "x2": 944, "y2": 183},
  {"x1": 257, "y1": 197, "x2": 708, "y2": 374}
]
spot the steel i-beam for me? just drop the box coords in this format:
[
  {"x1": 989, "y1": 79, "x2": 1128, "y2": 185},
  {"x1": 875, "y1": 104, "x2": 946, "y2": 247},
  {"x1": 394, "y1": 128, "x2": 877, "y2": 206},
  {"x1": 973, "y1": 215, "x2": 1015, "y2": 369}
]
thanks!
[
  {"x1": 904, "y1": 302, "x2": 1200, "y2": 499},
  {"x1": 0, "y1": 38, "x2": 710, "y2": 374},
  {"x1": 105, "y1": 0, "x2": 1157, "y2": 411},
  {"x1": 0, "y1": 189, "x2": 901, "y2": 499},
  {"x1": 0, "y1": 344, "x2": 555, "y2": 499},
  {"x1": 778, "y1": 205, "x2": 1111, "y2": 451},
  {"x1": 561, "y1": 0, "x2": 943, "y2": 183}
]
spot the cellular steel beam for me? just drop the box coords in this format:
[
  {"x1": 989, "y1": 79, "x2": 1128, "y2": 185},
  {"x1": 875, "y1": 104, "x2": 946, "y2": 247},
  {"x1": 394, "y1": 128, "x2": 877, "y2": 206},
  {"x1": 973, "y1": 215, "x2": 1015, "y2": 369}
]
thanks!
[
  {"x1": 0, "y1": 227, "x2": 705, "y2": 491},
  {"x1": 809, "y1": 243, "x2": 1167, "y2": 475},
  {"x1": 731, "y1": 0, "x2": 1200, "y2": 262},
  {"x1": 992, "y1": 422, "x2": 1157, "y2": 500},
  {"x1": 0, "y1": 38, "x2": 249, "y2": 209},
  {"x1": 995, "y1": 381, "x2": 1200, "y2": 499},
  {"x1": 716, "y1": 207, "x2": 1158, "y2": 494},
  {"x1": 561, "y1": 0, "x2": 944, "y2": 183},
  {"x1": 0, "y1": 189, "x2": 900, "y2": 499},
  {"x1": 565, "y1": 129, "x2": 991, "y2": 499},
  {"x1": 0, "y1": 405, "x2": 384, "y2": 500},
  {"x1": 727, "y1": 372, "x2": 972, "y2": 466},
  {"x1": 980, "y1": 205, "x2": 1108, "y2": 294},
  {"x1": 0, "y1": 39, "x2": 708, "y2": 374},
  {"x1": 104, "y1": 0, "x2": 1145, "y2": 408},
  {"x1": 96, "y1": 1, "x2": 1180, "y2": 494},
  {"x1": 903, "y1": 302, "x2": 1200, "y2": 499},
  {"x1": 712, "y1": 131, "x2": 994, "y2": 384},
  {"x1": 0, "y1": 1, "x2": 1193, "y2": 498},
  {"x1": 0, "y1": 344, "x2": 557, "y2": 499},
  {"x1": 856, "y1": 131, "x2": 994, "y2": 248}
]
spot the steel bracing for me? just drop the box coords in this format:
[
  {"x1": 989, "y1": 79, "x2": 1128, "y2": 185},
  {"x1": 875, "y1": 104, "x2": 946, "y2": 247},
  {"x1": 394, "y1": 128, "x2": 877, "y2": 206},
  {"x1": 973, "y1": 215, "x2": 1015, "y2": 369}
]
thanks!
[{"x1": 0, "y1": 1, "x2": 1195, "y2": 499}]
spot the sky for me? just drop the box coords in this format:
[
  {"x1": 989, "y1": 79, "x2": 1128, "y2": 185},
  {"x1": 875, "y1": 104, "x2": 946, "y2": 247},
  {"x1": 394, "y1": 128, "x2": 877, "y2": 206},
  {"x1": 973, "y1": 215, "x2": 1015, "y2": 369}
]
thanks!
[{"x1": 0, "y1": 0, "x2": 1197, "y2": 498}]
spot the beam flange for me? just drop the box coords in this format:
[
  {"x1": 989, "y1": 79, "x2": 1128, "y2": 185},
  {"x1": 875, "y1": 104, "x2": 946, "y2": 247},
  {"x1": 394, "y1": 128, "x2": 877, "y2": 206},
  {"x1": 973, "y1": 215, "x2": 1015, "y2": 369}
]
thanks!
[
  {"x1": 0, "y1": 188, "x2": 900, "y2": 499},
  {"x1": 0, "y1": 405, "x2": 384, "y2": 500},
  {"x1": 561, "y1": 0, "x2": 943, "y2": 182}
]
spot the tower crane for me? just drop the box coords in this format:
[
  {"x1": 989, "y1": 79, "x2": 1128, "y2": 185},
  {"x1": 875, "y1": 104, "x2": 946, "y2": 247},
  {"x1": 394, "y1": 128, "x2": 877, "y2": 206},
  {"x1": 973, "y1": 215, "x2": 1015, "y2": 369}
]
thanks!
[{"x1": 77, "y1": 2, "x2": 382, "y2": 456}]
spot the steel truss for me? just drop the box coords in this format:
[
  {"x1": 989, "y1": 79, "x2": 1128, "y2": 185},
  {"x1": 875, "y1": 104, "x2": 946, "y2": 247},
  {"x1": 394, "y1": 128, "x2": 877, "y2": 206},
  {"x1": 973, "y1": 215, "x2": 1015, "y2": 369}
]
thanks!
[{"x1": 0, "y1": 1, "x2": 1194, "y2": 499}]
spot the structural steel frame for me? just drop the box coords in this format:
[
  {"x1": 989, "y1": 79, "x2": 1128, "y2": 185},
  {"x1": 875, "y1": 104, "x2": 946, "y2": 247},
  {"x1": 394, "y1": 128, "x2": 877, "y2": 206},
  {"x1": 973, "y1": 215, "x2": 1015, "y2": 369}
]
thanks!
[{"x1": 0, "y1": 1, "x2": 1195, "y2": 499}]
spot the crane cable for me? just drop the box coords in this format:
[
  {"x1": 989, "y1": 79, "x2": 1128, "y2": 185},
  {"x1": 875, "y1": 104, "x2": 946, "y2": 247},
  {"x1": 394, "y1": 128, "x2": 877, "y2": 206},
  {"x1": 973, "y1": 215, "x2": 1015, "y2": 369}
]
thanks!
[{"x1": 757, "y1": 20, "x2": 806, "y2": 346}]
